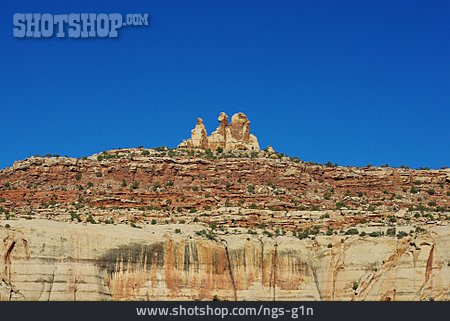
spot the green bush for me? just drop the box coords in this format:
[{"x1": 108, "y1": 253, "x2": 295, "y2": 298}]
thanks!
[
  {"x1": 345, "y1": 228, "x2": 359, "y2": 235},
  {"x1": 69, "y1": 211, "x2": 81, "y2": 222},
  {"x1": 397, "y1": 231, "x2": 408, "y2": 239},
  {"x1": 415, "y1": 226, "x2": 426, "y2": 234},
  {"x1": 388, "y1": 216, "x2": 397, "y2": 223},
  {"x1": 386, "y1": 227, "x2": 396, "y2": 237},
  {"x1": 335, "y1": 202, "x2": 345, "y2": 209},
  {"x1": 263, "y1": 230, "x2": 273, "y2": 237},
  {"x1": 86, "y1": 214, "x2": 96, "y2": 224}
]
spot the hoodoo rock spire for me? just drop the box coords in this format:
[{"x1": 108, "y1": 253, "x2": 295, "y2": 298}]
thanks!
[{"x1": 178, "y1": 112, "x2": 260, "y2": 151}]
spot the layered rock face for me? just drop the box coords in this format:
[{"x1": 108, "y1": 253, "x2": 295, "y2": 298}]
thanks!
[
  {"x1": 1, "y1": 220, "x2": 448, "y2": 301},
  {"x1": 0, "y1": 147, "x2": 449, "y2": 301},
  {"x1": 178, "y1": 112, "x2": 260, "y2": 151}
]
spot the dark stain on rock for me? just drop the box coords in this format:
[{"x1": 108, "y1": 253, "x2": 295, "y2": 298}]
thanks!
[
  {"x1": 97, "y1": 242, "x2": 165, "y2": 275},
  {"x1": 184, "y1": 242, "x2": 190, "y2": 272}
]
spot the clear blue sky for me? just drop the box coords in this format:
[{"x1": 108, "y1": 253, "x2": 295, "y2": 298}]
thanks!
[{"x1": 1, "y1": 0, "x2": 449, "y2": 169}]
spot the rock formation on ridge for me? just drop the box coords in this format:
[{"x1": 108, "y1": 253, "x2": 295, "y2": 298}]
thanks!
[
  {"x1": 178, "y1": 112, "x2": 260, "y2": 151},
  {"x1": 0, "y1": 117, "x2": 449, "y2": 301}
]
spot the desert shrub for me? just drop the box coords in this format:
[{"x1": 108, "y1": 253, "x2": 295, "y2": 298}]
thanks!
[
  {"x1": 263, "y1": 230, "x2": 273, "y2": 237},
  {"x1": 335, "y1": 202, "x2": 345, "y2": 209},
  {"x1": 86, "y1": 214, "x2": 96, "y2": 224},
  {"x1": 345, "y1": 228, "x2": 359, "y2": 235},
  {"x1": 69, "y1": 211, "x2": 81, "y2": 222},
  {"x1": 397, "y1": 231, "x2": 408, "y2": 239},
  {"x1": 386, "y1": 227, "x2": 396, "y2": 237},
  {"x1": 415, "y1": 226, "x2": 426, "y2": 234}
]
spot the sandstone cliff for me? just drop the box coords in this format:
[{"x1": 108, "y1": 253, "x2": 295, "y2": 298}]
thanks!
[{"x1": 1, "y1": 220, "x2": 447, "y2": 301}]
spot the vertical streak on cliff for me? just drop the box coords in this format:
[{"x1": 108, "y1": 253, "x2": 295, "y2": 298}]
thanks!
[
  {"x1": 46, "y1": 267, "x2": 56, "y2": 300},
  {"x1": 4, "y1": 241, "x2": 15, "y2": 283},
  {"x1": 310, "y1": 265, "x2": 322, "y2": 300},
  {"x1": 73, "y1": 276, "x2": 77, "y2": 302},
  {"x1": 425, "y1": 244, "x2": 434, "y2": 283},
  {"x1": 271, "y1": 243, "x2": 278, "y2": 301},
  {"x1": 259, "y1": 238, "x2": 264, "y2": 284},
  {"x1": 224, "y1": 243, "x2": 237, "y2": 301}
]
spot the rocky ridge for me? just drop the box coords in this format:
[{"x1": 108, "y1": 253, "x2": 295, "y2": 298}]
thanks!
[{"x1": 0, "y1": 146, "x2": 449, "y2": 301}]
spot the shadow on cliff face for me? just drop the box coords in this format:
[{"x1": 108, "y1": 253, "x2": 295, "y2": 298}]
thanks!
[{"x1": 97, "y1": 242, "x2": 165, "y2": 275}]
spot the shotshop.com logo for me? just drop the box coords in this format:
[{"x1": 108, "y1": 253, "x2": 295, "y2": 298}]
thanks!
[{"x1": 13, "y1": 13, "x2": 149, "y2": 38}]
